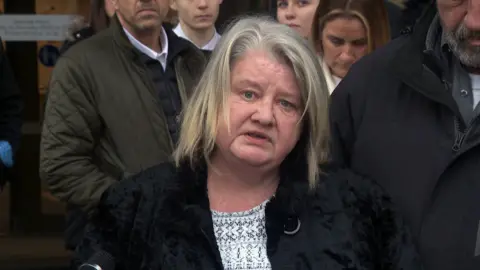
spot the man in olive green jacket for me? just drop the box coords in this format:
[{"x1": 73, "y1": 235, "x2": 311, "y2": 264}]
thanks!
[{"x1": 40, "y1": 0, "x2": 206, "y2": 251}]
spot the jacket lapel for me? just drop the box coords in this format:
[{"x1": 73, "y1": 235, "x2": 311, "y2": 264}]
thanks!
[{"x1": 391, "y1": 4, "x2": 463, "y2": 120}]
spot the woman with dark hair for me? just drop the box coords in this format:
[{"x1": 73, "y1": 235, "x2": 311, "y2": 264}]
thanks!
[{"x1": 59, "y1": 0, "x2": 115, "y2": 54}]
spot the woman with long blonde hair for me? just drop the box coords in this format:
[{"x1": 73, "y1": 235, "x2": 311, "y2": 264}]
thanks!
[{"x1": 73, "y1": 16, "x2": 420, "y2": 270}]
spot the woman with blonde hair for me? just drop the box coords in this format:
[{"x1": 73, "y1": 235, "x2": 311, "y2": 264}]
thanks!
[
  {"x1": 312, "y1": 0, "x2": 391, "y2": 93},
  {"x1": 74, "y1": 16, "x2": 420, "y2": 270}
]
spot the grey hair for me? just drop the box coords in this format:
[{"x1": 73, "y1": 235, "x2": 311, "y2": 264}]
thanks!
[{"x1": 173, "y1": 15, "x2": 330, "y2": 188}]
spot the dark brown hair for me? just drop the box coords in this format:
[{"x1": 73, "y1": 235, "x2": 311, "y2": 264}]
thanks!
[
  {"x1": 90, "y1": 0, "x2": 111, "y2": 33},
  {"x1": 312, "y1": 0, "x2": 390, "y2": 53}
]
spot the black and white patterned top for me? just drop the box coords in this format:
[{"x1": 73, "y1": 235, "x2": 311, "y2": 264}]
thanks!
[{"x1": 212, "y1": 200, "x2": 272, "y2": 270}]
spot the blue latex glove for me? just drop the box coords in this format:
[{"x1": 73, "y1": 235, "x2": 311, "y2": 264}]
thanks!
[{"x1": 0, "y1": 141, "x2": 13, "y2": 168}]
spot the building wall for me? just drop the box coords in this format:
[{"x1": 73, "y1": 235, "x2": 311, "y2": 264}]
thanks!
[{"x1": 0, "y1": 0, "x2": 90, "y2": 234}]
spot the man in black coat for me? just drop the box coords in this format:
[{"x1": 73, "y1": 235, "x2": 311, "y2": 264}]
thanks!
[
  {"x1": 0, "y1": 38, "x2": 23, "y2": 191},
  {"x1": 330, "y1": 0, "x2": 480, "y2": 269}
]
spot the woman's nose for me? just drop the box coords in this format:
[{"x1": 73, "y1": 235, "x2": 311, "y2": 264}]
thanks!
[
  {"x1": 285, "y1": 6, "x2": 296, "y2": 19},
  {"x1": 337, "y1": 46, "x2": 356, "y2": 63},
  {"x1": 251, "y1": 101, "x2": 274, "y2": 126}
]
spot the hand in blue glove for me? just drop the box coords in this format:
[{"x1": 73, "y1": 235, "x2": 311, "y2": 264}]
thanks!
[{"x1": 0, "y1": 141, "x2": 13, "y2": 168}]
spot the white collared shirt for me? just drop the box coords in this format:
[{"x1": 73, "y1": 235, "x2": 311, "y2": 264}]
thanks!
[
  {"x1": 173, "y1": 24, "x2": 221, "y2": 51},
  {"x1": 123, "y1": 27, "x2": 169, "y2": 70},
  {"x1": 470, "y1": 73, "x2": 480, "y2": 109}
]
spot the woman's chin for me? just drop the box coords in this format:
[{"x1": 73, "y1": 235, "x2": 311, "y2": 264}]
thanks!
[{"x1": 233, "y1": 151, "x2": 272, "y2": 168}]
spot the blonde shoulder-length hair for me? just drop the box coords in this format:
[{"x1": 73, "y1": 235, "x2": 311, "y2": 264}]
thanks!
[{"x1": 173, "y1": 16, "x2": 330, "y2": 188}]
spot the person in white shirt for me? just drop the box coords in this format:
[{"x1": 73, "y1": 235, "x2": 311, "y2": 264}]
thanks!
[
  {"x1": 171, "y1": 0, "x2": 222, "y2": 51},
  {"x1": 40, "y1": 0, "x2": 206, "y2": 254}
]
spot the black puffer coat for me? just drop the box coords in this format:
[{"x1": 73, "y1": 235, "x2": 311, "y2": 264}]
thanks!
[{"x1": 75, "y1": 160, "x2": 421, "y2": 270}]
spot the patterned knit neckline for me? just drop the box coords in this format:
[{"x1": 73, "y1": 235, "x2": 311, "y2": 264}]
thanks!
[
  {"x1": 211, "y1": 199, "x2": 269, "y2": 218},
  {"x1": 212, "y1": 198, "x2": 272, "y2": 270}
]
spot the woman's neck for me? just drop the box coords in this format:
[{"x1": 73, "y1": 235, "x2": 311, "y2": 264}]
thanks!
[{"x1": 207, "y1": 153, "x2": 279, "y2": 213}]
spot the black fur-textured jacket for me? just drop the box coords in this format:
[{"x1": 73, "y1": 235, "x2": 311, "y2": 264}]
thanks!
[{"x1": 75, "y1": 162, "x2": 422, "y2": 269}]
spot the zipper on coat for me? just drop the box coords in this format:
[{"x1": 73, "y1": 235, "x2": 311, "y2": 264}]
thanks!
[
  {"x1": 453, "y1": 115, "x2": 479, "y2": 152},
  {"x1": 452, "y1": 117, "x2": 466, "y2": 152},
  {"x1": 442, "y1": 77, "x2": 468, "y2": 153}
]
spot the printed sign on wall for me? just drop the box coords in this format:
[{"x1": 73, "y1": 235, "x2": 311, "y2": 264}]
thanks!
[{"x1": 0, "y1": 15, "x2": 75, "y2": 41}]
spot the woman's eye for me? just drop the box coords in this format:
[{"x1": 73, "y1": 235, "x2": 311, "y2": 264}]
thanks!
[
  {"x1": 280, "y1": 99, "x2": 295, "y2": 109},
  {"x1": 243, "y1": 91, "x2": 255, "y2": 100},
  {"x1": 352, "y1": 39, "x2": 367, "y2": 47},
  {"x1": 277, "y1": 0, "x2": 287, "y2": 8},
  {"x1": 298, "y1": 0, "x2": 310, "y2": 6},
  {"x1": 329, "y1": 37, "x2": 344, "y2": 46}
]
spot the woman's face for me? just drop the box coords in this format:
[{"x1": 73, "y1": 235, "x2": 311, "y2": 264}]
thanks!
[
  {"x1": 277, "y1": 0, "x2": 320, "y2": 39},
  {"x1": 214, "y1": 50, "x2": 303, "y2": 170},
  {"x1": 320, "y1": 16, "x2": 368, "y2": 78}
]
